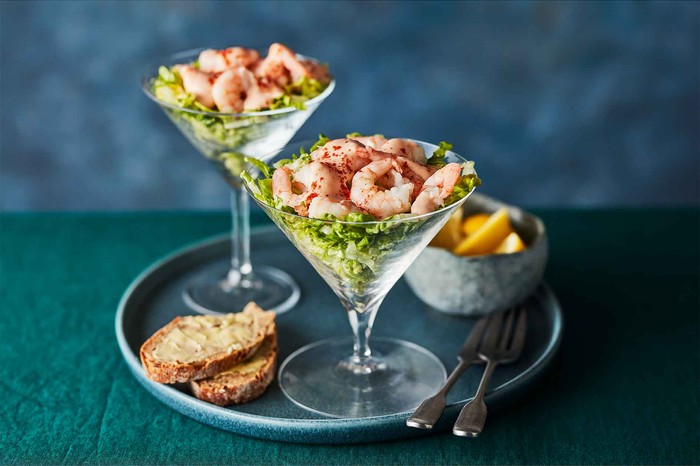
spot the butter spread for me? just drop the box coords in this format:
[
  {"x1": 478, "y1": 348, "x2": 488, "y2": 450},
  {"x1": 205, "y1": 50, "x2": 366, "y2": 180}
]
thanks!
[
  {"x1": 218, "y1": 338, "x2": 274, "y2": 376},
  {"x1": 152, "y1": 314, "x2": 258, "y2": 363}
]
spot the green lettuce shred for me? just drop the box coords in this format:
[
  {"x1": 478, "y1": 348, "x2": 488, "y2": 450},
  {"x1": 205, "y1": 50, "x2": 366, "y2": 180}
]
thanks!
[
  {"x1": 427, "y1": 141, "x2": 453, "y2": 167},
  {"x1": 268, "y1": 77, "x2": 327, "y2": 110},
  {"x1": 444, "y1": 174, "x2": 481, "y2": 206},
  {"x1": 345, "y1": 132, "x2": 386, "y2": 140},
  {"x1": 273, "y1": 134, "x2": 328, "y2": 170},
  {"x1": 309, "y1": 134, "x2": 330, "y2": 151},
  {"x1": 244, "y1": 156, "x2": 273, "y2": 179}
]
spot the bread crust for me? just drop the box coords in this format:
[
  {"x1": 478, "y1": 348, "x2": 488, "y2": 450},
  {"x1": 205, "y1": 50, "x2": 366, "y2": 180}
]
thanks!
[
  {"x1": 140, "y1": 303, "x2": 274, "y2": 384},
  {"x1": 189, "y1": 334, "x2": 277, "y2": 406}
]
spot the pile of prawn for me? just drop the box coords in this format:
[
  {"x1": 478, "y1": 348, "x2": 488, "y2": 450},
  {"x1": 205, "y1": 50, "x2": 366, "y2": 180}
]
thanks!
[
  {"x1": 173, "y1": 43, "x2": 330, "y2": 113},
  {"x1": 272, "y1": 136, "x2": 467, "y2": 220}
]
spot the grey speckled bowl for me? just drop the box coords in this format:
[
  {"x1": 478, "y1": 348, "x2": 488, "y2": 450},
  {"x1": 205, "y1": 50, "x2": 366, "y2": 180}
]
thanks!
[{"x1": 404, "y1": 193, "x2": 548, "y2": 316}]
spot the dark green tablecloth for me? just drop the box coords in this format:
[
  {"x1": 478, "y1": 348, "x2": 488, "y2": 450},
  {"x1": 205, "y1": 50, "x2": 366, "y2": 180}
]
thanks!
[{"x1": 1, "y1": 209, "x2": 698, "y2": 465}]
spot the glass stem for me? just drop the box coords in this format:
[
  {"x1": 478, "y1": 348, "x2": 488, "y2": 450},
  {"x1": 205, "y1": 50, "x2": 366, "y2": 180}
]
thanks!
[
  {"x1": 346, "y1": 299, "x2": 382, "y2": 369},
  {"x1": 226, "y1": 187, "x2": 253, "y2": 288}
]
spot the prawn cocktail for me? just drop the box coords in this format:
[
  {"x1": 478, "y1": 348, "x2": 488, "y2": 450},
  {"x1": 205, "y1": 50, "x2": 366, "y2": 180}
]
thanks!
[
  {"x1": 248, "y1": 134, "x2": 479, "y2": 220},
  {"x1": 147, "y1": 43, "x2": 333, "y2": 152},
  {"x1": 154, "y1": 43, "x2": 331, "y2": 113},
  {"x1": 243, "y1": 135, "x2": 480, "y2": 293}
]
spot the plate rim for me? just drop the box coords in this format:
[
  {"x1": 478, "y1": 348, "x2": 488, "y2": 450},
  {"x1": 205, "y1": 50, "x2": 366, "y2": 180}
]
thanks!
[{"x1": 115, "y1": 228, "x2": 563, "y2": 434}]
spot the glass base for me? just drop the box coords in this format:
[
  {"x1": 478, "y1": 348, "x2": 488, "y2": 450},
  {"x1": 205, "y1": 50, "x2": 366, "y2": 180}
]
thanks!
[
  {"x1": 279, "y1": 337, "x2": 447, "y2": 418},
  {"x1": 183, "y1": 264, "x2": 300, "y2": 315}
]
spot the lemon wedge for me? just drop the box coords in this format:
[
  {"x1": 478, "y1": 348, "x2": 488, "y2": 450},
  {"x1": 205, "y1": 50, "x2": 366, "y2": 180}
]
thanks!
[
  {"x1": 494, "y1": 232, "x2": 526, "y2": 254},
  {"x1": 453, "y1": 208, "x2": 512, "y2": 256},
  {"x1": 430, "y1": 208, "x2": 464, "y2": 250},
  {"x1": 462, "y1": 213, "x2": 491, "y2": 236}
]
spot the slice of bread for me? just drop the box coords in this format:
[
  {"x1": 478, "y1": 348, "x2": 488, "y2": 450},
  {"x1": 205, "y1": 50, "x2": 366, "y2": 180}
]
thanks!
[
  {"x1": 190, "y1": 332, "x2": 277, "y2": 406},
  {"x1": 140, "y1": 302, "x2": 275, "y2": 384}
]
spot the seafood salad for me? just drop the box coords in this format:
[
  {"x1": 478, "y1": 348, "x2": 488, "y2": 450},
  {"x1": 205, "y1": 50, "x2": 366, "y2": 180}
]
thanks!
[
  {"x1": 148, "y1": 43, "x2": 332, "y2": 150},
  {"x1": 266, "y1": 135, "x2": 477, "y2": 219},
  {"x1": 154, "y1": 43, "x2": 331, "y2": 113},
  {"x1": 243, "y1": 134, "x2": 480, "y2": 291}
]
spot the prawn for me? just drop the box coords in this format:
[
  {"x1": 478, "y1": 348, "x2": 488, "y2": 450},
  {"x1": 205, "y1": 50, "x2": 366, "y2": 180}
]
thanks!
[
  {"x1": 272, "y1": 166, "x2": 296, "y2": 206},
  {"x1": 299, "y1": 59, "x2": 332, "y2": 84},
  {"x1": 271, "y1": 166, "x2": 313, "y2": 216},
  {"x1": 308, "y1": 196, "x2": 364, "y2": 219},
  {"x1": 378, "y1": 167, "x2": 412, "y2": 190},
  {"x1": 350, "y1": 158, "x2": 414, "y2": 220},
  {"x1": 410, "y1": 163, "x2": 463, "y2": 215},
  {"x1": 349, "y1": 135, "x2": 387, "y2": 149},
  {"x1": 243, "y1": 80, "x2": 284, "y2": 111},
  {"x1": 272, "y1": 162, "x2": 344, "y2": 216},
  {"x1": 294, "y1": 160, "x2": 345, "y2": 197},
  {"x1": 255, "y1": 43, "x2": 311, "y2": 87},
  {"x1": 312, "y1": 139, "x2": 376, "y2": 186},
  {"x1": 198, "y1": 47, "x2": 261, "y2": 73},
  {"x1": 392, "y1": 157, "x2": 437, "y2": 197},
  {"x1": 379, "y1": 138, "x2": 427, "y2": 164},
  {"x1": 173, "y1": 65, "x2": 215, "y2": 108},
  {"x1": 211, "y1": 66, "x2": 256, "y2": 113}
]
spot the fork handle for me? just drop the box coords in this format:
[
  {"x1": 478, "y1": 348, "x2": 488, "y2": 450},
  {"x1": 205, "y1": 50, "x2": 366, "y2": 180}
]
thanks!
[
  {"x1": 453, "y1": 359, "x2": 498, "y2": 437},
  {"x1": 407, "y1": 359, "x2": 470, "y2": 429}
]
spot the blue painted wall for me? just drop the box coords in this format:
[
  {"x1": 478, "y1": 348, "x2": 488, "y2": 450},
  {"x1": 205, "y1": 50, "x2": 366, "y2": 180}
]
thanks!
[{"x1": 1, "y1": 1, "x2": 698, "y2": 210}]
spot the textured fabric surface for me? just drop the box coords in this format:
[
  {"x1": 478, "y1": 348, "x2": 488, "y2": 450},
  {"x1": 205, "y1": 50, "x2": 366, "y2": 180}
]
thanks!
[{"x1": 0, "y1": 210, "x2": 698, "y2": 464}]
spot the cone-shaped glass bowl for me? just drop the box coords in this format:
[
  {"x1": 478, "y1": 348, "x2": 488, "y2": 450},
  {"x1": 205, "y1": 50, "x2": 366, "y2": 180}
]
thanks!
[
  {"x1": 141, "y1": 49, "x2": 335, "y2": 315},
  {"x1": 246, "y1": 139, "x2": 476, "y2": 418}
]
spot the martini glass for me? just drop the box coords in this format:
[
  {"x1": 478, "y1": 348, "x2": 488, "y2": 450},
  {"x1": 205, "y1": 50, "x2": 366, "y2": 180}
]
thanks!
[
  {"x1": 141, "y1": 49, "x2": 335, "y2": 315},
  {"x1": 246, "y1": 139, "x2": 477, "y2": 418}
]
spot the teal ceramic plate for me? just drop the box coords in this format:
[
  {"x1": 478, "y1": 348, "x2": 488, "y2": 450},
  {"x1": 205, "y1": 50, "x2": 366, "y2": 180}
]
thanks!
[{"x1": 115, "y1": 227, "x2": 563, "y2": 444}]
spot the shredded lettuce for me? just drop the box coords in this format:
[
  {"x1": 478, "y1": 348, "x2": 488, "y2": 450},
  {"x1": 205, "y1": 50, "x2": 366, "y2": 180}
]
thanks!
[
  {"x1": 270, "y1": 211, "x2": 424, "y2": 292},
  {"x1": 444, "y1": 174, "x2": 481, "y2": 206},
  {"x1": 269, "y1": 77, "x2": 327, "y2": 110},
  {"x1": 309, "y1": 134, "x2": 330, "y2": 151},
  {"x1": 345, "y1": 132, "x2": 386, "y2": 140},
  {"x1": 244, "y1": 156, "x2": 273, "y2": 179},
  {"x1": 427, "y1": 141, "x2": 453, "y2": 167},
  {"x1": 242, "y1": 135, "x2": 480, "y2": 294},
  {"x1": 219, "y1": 152, "x2": 248, "y2": 182},
  {"x1": 272, "y1": 134, "x2": 328, "y2": 171}
]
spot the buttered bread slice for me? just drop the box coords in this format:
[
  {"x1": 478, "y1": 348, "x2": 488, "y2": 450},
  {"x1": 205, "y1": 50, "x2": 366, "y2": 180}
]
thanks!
[
  {"x1": 190, "y1": 333, "x2": 277, "y2": 406},
  {"x1": 140, "y1": 302, "x2": 274, "y2": 384}
]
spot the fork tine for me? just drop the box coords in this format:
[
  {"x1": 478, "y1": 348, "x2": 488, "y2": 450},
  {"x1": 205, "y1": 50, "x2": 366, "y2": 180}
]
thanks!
[
  {"x1": 459, "y1": 315, "x2": 490, "y2": 358},
  {"x1": 498, "y1": 308, "x2": 516, "y2": 351},
  {"x1": 508, "y1": 309, "x2": 528, "y2": 358},
  {"x1": 480, "y1": 310, "x2": 505, "y2": 352}
]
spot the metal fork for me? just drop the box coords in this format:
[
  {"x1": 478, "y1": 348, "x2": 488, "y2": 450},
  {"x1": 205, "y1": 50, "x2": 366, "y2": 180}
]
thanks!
[
  {"x1": 453, "y1": 307, "x2": 527, "y2": 437},
  {"x1": 406, "y1": 315, "x2": 490, "y2": 429}
]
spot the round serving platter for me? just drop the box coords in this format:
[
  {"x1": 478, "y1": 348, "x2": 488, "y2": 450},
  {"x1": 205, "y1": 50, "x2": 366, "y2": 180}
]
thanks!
[{"x1": 115, "y1": 226, "x2": 563, "y2": 444}]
